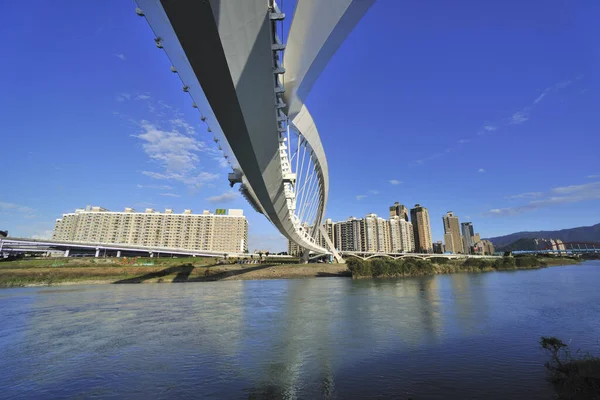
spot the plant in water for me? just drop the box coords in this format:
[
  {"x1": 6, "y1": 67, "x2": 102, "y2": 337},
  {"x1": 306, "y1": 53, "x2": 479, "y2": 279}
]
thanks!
[
  {"x1": 540, "y1": 336, "x2": 568, "y2": 375},
  {"x1": 540, "y1": 336, "x2": 600, "y2": 399}
]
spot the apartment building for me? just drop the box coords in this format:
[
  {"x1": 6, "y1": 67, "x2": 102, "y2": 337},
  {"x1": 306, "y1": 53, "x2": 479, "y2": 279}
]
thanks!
[
  {"x1": 389, "y1": 202, "x2": 409, "y2": 221},
  {"x1": 461, "y1": 222, "x2": 475, "y2": 254},
  {"x1": 442, "y1": 211, "x2": 463, "y2": 254},
  {"x1": 53, "y1": 206, "x2": 248, "y2": 253},
  {"x1": 334, "y1": 217, "x2": 363, "y2": 252},
  {"x1": 317, "y1": 218, "x2": 335, "y2": 248},
  {"x1": 433, "y1": 241, "x2": 445, "y2": 254},
  {"x1": 410, "y1": 204, "x2": 433, "y2": 253},
  {"x1": 389, "y1": 216, "x2": 415, "y2": 252},
  {"x1": 473, "y1": 239, "x2": 495, "y2": 255}
]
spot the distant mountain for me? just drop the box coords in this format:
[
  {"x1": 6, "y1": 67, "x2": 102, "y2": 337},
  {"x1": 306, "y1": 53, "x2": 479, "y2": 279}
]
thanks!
[
  {"x1": 498, "y1": 238, "x2": 539, "y2": 252},
  {"x1": 486, "y1": 223, "x2": 600, "y2": 249}
]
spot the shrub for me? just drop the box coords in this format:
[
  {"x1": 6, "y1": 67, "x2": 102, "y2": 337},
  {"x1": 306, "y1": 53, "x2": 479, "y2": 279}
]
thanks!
[
  {"x1": 540, "y1": 336, "x2": 600, "y2": 398},
  {"x1": 429, "y1": 257, "x2": 449, "y2": 265},
  {"x1": 515, "y1": 256, "x2": 539, "y2": 268},
  {"x1": 371, "y1": 259, "x2": 389, "y2": 277}
]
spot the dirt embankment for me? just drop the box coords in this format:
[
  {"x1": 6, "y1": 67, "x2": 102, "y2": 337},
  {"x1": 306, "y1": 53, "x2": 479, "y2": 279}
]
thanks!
[{"x1": 0, "y1": 258, "x2": 350, "y2": 288}]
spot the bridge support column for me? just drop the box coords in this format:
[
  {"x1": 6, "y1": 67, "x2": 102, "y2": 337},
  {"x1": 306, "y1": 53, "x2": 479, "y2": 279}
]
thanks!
[
  {"x1": 95, "y1": 248, "x2": 100, "y2": 258},
  {"x1": 116, "y1": 250, "x2": 121, "y2": 258},
  {"x1": 318, "y1": 225, "x2": 344, "y2": 264},
  {"x1": 300, "y1": 249, "x2": 310, "y2": 264},
  {"x1": 64, "y1": 249, "x2": 70, "y2": 257}
]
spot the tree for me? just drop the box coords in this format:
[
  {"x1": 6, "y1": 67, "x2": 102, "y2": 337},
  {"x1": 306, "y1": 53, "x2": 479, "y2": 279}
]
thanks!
[{"x1": 540, "y1": 336, "x2": 568, "y2": 373}]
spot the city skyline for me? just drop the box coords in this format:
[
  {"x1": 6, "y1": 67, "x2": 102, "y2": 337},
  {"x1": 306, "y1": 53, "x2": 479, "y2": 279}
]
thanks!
[
  {"x1": 289, "y1": 202, "x2": 495, "y2": 255},
  {"x1": 1, "y1": 1, "x2": 599, "y2": 252}
]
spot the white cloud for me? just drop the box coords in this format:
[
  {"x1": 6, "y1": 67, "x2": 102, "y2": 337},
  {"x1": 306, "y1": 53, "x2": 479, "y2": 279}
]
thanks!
[
  {"x1": 554, "y1": 80, "x2": 572, "y2": 90},
  {"x1": 206, "y1": 191, "x2": 239, "y2": 204},
  {"x1": 141, "y1": 170, "x2": 218, "y2": 188},
  {"x1": 134, "y1": 121, "x2": 205, "y2": 172},
  {"x1": 159, "y1": 193, "x2": 180, "y2": 198},
  {"x1": 0, "y1": 201, "x2": 35, "y2": 214},
  {"x1": 551, "y1": 182, "x2": 599, "y2": 195},
  {"x1": 133, "y1": 120, "x2": 224, "y2": 188},
  {"x1": 588, "y1": 175, "x2": 600, "y2": 179},
  {"x1": 533, "y1": 80, "x2": 573, "y2": 105},
  {"x1": 504, "y1": 192, "x2": 543, "y2": 200},
  {"x1": 170, "y1": 118, "x2": 196, "y2": 135},
  {"x1": 487, "y1": 208, "x2": 507, "y2": 216},
  {"x1": 510, "y1": 111, "x2": 529, "y2": 124},
  {"x1": 356, "y1": 195, "x2": 367, "y2": 201},
  {"x1": 389, "y1": 180, "x2": 402, "y2": 185},
  {"x1": 215, "y1": 156, "x2": 230, "y2": 169},
  {"x1": 505, "y1": 79, "x2": 575, "y2": 128},
  {"x1": 135, "y1": 93, "x2": 151, "y2": 100},
  {"x1": 369, "y1": 190, "x2": 380, "y2": 195},
  {"x1": 533, "y1": 92, "x2": 546, "y2": 104},
  {"x1": 413, "y1": 150, "x2": 449, "y2": 165},
  {"x1": 115, "y1": 92, "x2": 131, "y2": 102},
  {"x1": 137, "y1": 184, "x2": 173, "y2": 190},
  {"x1": 478, "y1": 168, "x2": 486, "y2": 173},
  {"x1": 486, "y1": 181, "x2": 600, "y2": 216},
  {"x1": 419, "y1": 77, "x2": 578, "y2": 166},
  {"x1": 115, "y1": 53, "x2": 126, "y2": 61}
]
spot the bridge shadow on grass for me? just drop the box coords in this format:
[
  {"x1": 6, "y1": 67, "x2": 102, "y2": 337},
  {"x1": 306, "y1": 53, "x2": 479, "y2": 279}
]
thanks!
[
  {"x1": 316, "y1": 270, "x2": 352, "y2": 278},
  {"x1": 113, "y1": 263, "x2": 277, "y2": 284}
]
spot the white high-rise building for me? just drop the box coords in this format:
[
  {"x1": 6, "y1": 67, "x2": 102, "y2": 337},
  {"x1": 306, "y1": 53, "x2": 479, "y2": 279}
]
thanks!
[
  {"x1": 389, "y1": 217, "x2": 415, "y2": 252},
  {"x1": 361, "y1": 214, "x2": 390, "y2": 253},
  {"x1": 399, "y1": 219, "x2": 415, "y2": 253},
  {"x1": 53, "y1": 206, "x2": 248, "y2": 253},
  {"x1": 288, "y1": 212, "x2": 416, "y2": 255}
]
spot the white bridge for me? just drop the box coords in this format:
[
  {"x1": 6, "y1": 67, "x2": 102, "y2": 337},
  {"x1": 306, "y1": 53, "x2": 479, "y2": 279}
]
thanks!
[
  {"x1": 0, "y1": 237, "x2": 245, "y2": 258},
  {"x1": 340, "y1": 251, "x2": 500, "y2": 261},
  {"x1": 134, "y1": 0, "x2": 376, "y2": 262},
  {"x1": 1, "y1": 237, "x2": 500, "y2": 263}
]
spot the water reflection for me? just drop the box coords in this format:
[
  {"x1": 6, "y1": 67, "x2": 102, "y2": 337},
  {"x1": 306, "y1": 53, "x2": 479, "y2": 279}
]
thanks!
[
  {"x1": 240, "y1": 279, "x2": 338, "y2": 399},
  {"x1": 444, "y1": 273, "x2": 490, "y2": 337}
]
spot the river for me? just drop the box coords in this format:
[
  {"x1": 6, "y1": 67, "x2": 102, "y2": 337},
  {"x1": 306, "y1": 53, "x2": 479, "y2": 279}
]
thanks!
[{"x1": 1, "y1": 261, "x2": 599, "y2": 399}]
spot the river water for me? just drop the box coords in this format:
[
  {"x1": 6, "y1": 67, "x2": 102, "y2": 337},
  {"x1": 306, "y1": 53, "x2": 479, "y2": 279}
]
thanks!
[{"x1": 1, "y1": 262, "x2": 599, "y2": 399}]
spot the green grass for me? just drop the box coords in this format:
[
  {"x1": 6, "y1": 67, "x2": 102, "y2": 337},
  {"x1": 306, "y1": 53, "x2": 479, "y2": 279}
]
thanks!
[
  {"x1": 346, "y1": 256, "x2": 580, "y2": 278},
  {"x1": 0, "y1": 263, "x2": 232, "y2": 287}
]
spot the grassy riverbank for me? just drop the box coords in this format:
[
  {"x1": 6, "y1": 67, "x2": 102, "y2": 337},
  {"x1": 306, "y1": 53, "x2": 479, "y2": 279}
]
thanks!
[
  {"x1": 347, "y1": 256, "x2": 580, "y2": 279},
  {"x1": 0, "y1": 255, "x2": 582, "y2": 287},
  {"x1": 0, "y1": 257, "x2": 349, "y2": 287}
]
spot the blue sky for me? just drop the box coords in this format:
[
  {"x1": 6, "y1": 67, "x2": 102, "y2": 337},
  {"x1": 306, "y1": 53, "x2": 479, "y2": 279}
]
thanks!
[{"x1": 1, "y1": 0, "x2": 599, "y2": 251}]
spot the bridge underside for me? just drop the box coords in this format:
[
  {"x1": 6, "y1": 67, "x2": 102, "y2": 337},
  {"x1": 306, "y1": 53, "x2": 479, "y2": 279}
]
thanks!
[
  {"x1": 139, "y1": 0, "x2": 326, "y2": 253},
  {"x1": 136, "y1": 0, "x2": 374, "y2": 256},
  {"x1": 158, "y1": 0, "x2": 297, "y2": 243}
]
